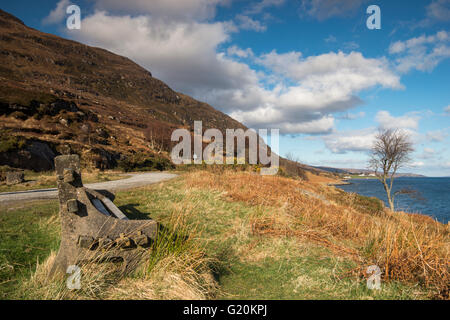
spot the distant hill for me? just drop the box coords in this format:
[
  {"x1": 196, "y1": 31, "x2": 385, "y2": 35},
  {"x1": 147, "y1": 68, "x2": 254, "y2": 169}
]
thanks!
[
  {"x1": 313, "y1": 166, "x2": 426, "y2": 177},
  {"x1": 312, "y1": 166, "x2": 349, "y2": 174}
]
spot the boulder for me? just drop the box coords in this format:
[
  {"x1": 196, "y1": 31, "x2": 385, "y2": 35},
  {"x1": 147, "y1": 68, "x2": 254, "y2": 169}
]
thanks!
[
  {"x1": 6, "y1": 171, "x2": 24, "y2": 185},
  {"x1": 50, "y1": 100, "x2": 78, "y2": 114},
  {"x1": 0, "y1": 141, "x2": 56, "y2": 171}
]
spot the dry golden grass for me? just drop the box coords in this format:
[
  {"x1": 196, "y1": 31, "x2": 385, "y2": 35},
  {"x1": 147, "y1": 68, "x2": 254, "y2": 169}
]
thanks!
[
  {"x1": 107, "y1": 212, "x2": 219, "y2": 300},
  {"x1": 19, "y1": 250, "x2": 135, "y2": 300},
  {"x1": 186, "y1": 171, "x2": 449, "y2": 299},
  {"x1": 12, "y1": 169, "x2": 447, "y2": 300},
  {"x1": 17, "y1": 251, "x2": 120, "y2": 300},
  {"x1": 107, "y1": 252, "x2": 217, "y2": 300},
  {"x1": 305, "y1": 171, "x2": 341, "y2": 185}
]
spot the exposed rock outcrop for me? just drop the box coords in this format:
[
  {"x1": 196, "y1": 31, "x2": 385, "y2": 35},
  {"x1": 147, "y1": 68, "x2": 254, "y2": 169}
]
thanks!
[
  {"x1": 6, "y1": 171, "x2": 24, "y2": 185},
  {"x1": 0, "y1": 141, "x2": 56, "y2": 171}
]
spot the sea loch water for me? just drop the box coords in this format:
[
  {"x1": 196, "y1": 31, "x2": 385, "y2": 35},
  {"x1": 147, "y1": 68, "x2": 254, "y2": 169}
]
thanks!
[{"x1": 337, "y1": 177, "x2": 450, "y2": 224}]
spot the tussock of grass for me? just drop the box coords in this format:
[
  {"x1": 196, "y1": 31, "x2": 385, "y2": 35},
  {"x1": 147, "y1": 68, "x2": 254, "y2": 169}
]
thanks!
[
  {"x1": 107, "y1": 212, "x2": 218, "y2": 300},
  {"x1": 17, "y1": 251, "x2": 126, "y2": 300}
]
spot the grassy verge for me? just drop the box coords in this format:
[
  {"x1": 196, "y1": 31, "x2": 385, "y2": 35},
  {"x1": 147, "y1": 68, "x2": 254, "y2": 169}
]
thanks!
[
  {"x1": 0, "y1": 170, "x2": 128, "y2": 193},
  {"x1": 347, "y1": 175, "x2": 377, "y2": 179},
  {"x1": 1, "y1": 170, "x2": 447, "y2": 299}
]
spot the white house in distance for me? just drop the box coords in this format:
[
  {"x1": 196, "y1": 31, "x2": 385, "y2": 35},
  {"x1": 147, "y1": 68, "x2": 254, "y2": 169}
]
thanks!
[{"x1": 358, "y1": 172, "x2": 376, "y2": 177}]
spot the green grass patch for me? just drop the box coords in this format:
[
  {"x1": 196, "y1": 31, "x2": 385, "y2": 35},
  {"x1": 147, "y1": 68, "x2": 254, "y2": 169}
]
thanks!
[{"x1": 0, "y1": 201, "x2": 60, "y2": 299}]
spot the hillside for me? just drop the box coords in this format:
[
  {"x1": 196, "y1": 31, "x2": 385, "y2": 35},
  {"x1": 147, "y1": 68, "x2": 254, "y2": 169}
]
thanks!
[
  {"x1": 314, "y1": 166, "x2": 426, "y2": 178},
  {"x1": 0, "y1": 9, "x2": 246, "y2": 171}
]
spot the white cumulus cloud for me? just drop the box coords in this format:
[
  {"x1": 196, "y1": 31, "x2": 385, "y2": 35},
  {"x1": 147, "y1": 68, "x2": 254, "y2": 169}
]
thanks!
[
  {"x1": 322, "y1": 110, "x2": 424, "y2": 154},
  {"x1": 235, "y1": 14, "x2": 267, "y2": 32},
  {"x1": 227, "y1": 45, "x2": 254, "y2": 58},
  {"x1": 389, "y1": 30, "x2": 450, "y2": 73},
  {"x1": 410, "y1": 161, "x2": 425, "y2": 167},
  {"x1": 426, "y1": 129, "x2": 448, "y2": 142},
  {"x1": 426, "y1": 0, "x2": 450, "y2": 23},
  {"x1": 65, "y1": 4, "x2": 401, "y2": 135},
  {"x1": 322, "y1": 128, "x2": 376, "y2": 154},
  {"x1": 42, "y1": 0, "x2": 71, "y2": 25},
  {"x1": 375, "y1": 111, "x2": 420, "y2": 130}
]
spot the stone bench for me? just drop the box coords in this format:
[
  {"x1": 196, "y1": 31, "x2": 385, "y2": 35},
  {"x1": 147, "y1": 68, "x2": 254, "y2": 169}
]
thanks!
[{"x1": 50, "y1": 154, "x2": 158, "y2": 276}]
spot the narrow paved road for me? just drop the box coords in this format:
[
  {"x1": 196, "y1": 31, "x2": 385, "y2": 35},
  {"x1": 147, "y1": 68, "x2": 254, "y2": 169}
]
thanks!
[{"x1": 0, "y1": 172, "x2": 177, "y2": 204}]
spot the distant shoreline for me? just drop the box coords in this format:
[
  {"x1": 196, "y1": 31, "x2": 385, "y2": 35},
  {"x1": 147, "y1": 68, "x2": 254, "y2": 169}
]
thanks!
[{"x1": 328, "y1": 180, "x2": 351, "y2": 186}]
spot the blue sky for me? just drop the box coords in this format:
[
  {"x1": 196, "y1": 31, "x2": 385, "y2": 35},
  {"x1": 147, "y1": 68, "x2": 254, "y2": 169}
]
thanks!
[{"x1": 1, "y1": 0, "x2": 449, "y2": 176}]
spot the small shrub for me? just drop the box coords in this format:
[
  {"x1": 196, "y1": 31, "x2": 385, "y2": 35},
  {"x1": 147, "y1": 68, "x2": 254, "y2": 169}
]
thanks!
[
  {"x1": 117, "y1": 154, "x2": 174, "y2": 172},
  {"x1": 0, "y1": 131, "x2": 27, "y2": 153}
]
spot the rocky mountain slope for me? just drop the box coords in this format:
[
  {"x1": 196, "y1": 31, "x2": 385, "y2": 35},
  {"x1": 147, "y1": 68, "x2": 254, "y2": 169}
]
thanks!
[{"x1": 0, "y1": 9, "x2": 246, "y2": 171}]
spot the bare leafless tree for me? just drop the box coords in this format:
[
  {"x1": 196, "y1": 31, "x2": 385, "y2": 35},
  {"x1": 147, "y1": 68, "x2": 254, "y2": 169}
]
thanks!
[{"x1": 369, "y1": 129, "x2": 414, "y2": 211}]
